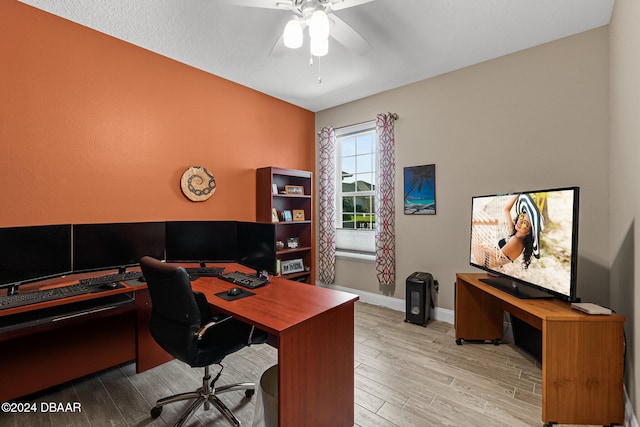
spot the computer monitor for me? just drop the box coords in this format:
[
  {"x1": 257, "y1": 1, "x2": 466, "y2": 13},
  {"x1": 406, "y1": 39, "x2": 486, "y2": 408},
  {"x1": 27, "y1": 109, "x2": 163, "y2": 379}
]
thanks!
[
  {"x1": 165, "y1": 221, "x2": 237, "y2": 263},
  {"x1": 236, "y1": 221, "x2": 277, "y2": 275},
  {"x1": 72, "y1": 222, "x2": 166, "y2": 272},
  {"x1": 0, "y1": 224, "x2": 72, "y2": 289}
]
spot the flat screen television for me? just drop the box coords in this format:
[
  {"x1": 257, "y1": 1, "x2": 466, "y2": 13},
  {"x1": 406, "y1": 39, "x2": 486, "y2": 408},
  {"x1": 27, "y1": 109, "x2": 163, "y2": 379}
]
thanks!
[
  {"x1": 469, "y1": 187, "x2": 579, "y2": 301},
  {"x1": 165, "y1": 221, "x2": 237, "y2": 263},
  {"x1": 0, "y1": 224, "x2": 72, "y2": 289},
  {"x1": 73, "y1": 222, "x2": 166, "y2": 272},
  {"x1": 236, "y1": 222, "x2": 277, "y2": 275}
]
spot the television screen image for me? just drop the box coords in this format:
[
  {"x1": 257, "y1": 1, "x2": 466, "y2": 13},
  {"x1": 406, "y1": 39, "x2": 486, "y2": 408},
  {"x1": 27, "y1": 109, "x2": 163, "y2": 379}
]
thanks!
[{"x1": 469, "y1": 187, "x2": 579, "y2": 301}]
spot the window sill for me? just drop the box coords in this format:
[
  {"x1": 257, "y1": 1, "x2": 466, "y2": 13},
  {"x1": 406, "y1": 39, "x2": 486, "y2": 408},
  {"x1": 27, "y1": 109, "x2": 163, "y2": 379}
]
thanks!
[{"x1": 335, "y1": 251, "x2": 375, "y2": 263}]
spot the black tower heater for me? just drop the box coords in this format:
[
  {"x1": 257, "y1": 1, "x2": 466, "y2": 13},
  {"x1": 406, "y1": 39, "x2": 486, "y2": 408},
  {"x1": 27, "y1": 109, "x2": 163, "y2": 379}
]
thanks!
[{"x1": 405, "y1": 272, "x2": 434, "y2": 326}]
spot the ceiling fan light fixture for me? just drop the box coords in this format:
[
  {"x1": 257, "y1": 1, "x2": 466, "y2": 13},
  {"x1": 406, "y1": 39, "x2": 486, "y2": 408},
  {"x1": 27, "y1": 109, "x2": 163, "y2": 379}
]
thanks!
[
  {"x1": 283, "y1": 19, "x2": 303, "y2": 49},
  {"x1": 310, "y1": 35, "x2": 328, "y2": 57},
  {"x1": 308, "y1": 9, "x2": 330, "y2": 39}
]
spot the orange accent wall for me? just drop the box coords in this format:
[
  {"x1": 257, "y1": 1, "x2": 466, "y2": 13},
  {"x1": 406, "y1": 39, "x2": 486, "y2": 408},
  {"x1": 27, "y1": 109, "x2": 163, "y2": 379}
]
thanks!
[{"x1": 0, "y1": 2, "x2": 315, "y2": 227}]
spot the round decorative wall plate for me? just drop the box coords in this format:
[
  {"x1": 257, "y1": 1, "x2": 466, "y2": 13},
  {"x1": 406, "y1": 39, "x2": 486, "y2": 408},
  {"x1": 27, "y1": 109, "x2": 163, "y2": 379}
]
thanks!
[{"x1": 180, "y1": 166, "x2": 216, "y2": 202}]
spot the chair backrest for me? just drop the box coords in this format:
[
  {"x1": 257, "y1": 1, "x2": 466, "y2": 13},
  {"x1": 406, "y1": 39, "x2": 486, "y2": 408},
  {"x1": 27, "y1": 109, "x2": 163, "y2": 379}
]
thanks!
[{"x1": 139, "y1": 256, "x2": 202, "y2": 363}]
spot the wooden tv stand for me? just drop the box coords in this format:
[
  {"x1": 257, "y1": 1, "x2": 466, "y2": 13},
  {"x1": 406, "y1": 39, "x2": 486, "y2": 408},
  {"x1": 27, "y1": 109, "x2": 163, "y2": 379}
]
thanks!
[{"x1": 455, "y1": 273, "x2": 625, "y2": 427}]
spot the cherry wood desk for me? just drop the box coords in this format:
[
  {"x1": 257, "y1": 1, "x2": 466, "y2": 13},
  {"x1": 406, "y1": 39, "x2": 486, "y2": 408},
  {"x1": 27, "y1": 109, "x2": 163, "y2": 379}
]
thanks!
[
  {"x1": 0, "y1": 268, "x2": 168, "y2": 402},
  {"x1": 455, "y1": 273, "x2": 625, "y2": 427},
  {"x1": 0, "y1": 264, "x2": 359, "y2": 427},
  {"x1": 190, "y1": 265, "x2": 359, "y2": 427}
]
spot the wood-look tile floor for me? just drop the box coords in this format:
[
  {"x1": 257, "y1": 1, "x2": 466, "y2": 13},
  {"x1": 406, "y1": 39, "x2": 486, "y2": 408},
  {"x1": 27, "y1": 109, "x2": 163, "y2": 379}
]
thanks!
[{"x1": 1, "y1": 302, "x2": 598, "y2": 427}]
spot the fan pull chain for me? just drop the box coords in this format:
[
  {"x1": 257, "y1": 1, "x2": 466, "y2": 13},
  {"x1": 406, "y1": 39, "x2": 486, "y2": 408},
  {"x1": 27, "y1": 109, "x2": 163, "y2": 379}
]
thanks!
[{"x1": 309, "y1": 55, "x2": 322, "y2": 84}]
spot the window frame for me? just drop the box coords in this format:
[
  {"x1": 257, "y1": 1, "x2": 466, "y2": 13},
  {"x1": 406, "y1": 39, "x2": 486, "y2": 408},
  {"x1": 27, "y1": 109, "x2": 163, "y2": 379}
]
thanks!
[{"x1": 334, "y1": 121, "x2": 376, "y2": 259}]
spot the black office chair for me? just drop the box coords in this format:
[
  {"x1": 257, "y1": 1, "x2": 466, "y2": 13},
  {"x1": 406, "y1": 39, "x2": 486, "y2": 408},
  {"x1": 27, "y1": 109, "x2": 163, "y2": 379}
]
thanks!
[{"x1": 140, "y1": 256, "x2": 267, "y2": 427}]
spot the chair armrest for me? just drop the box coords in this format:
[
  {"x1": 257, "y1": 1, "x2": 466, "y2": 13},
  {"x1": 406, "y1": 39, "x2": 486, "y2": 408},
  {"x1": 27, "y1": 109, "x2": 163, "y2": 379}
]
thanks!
[
  {"x1": 196, "y1": 315, "x2": 232, "y2": 341},
  {"x1": 193, "y1": 290, "x2": 232, "y2": 340}
]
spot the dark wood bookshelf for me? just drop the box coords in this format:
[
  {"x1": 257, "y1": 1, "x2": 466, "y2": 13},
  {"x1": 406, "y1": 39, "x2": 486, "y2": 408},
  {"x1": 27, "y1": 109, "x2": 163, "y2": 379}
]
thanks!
[{"x1": 257, "y1": 167, "x2": 314, "y2": 284}]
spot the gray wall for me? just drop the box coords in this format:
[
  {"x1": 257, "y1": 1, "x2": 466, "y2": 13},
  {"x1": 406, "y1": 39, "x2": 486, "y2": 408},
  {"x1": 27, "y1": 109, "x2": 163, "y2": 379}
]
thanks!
[
  {"x1": 315, "y1": 27, "x2": 610, "y2": 312},
  {"x1": 609, "y1": 0, "x2": 639, "y2": 416}
]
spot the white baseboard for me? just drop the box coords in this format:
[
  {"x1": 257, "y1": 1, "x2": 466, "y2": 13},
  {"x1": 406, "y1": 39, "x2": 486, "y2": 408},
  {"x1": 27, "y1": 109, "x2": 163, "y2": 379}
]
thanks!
[
  {"x1": 626, "y1": 387, "x2": 638, "y2": 427},
  {"x1": 316, "y1": 282, "x2": 454, "y2": 325}
]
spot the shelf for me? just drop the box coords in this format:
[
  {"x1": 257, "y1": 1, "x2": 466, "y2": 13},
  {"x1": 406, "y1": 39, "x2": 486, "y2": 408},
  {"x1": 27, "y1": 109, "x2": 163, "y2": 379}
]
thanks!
[
  {"x1": 277, "y1": 246, "x2": 312, "y2": 256},
  {"x1": 280, "y1": 271, "x2": 311, "y2": 282},
  {"x1": 273, "y1": 220, "x2": 311, "y2": 225},
  {"x1": 273, "y1": 194, "x2": 312, "y2": 199}
]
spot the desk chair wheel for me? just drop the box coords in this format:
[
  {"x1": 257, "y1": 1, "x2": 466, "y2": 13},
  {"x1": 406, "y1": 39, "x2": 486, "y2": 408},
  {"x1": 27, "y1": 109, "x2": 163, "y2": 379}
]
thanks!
[
  {"x1": 151, "y1": 406, "x2": 162, "y2": 418},
  {"x1": 245, "y1": 389, "x2": 255, "y2": 398}
]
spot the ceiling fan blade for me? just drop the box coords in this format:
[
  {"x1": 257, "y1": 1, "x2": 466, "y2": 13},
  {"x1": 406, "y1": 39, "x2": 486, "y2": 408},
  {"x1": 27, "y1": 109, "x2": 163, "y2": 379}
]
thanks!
[
  {"x1": 218, "y1": 0, "x2": 293, "y2": 10},
  {"x1": 268, "y1": 32, "x2": 288, "y2": 57},
  {"x1": 326, "y1": 0, "x2": 376, "y2": 12},
  {"x1": 328, "y1": 14, "x2": 371, "y2": 55}
]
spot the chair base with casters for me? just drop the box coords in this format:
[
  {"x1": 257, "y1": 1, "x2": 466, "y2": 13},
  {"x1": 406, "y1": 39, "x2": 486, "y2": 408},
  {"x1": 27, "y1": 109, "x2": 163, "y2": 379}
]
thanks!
[{"x1": 150, "y1": 364, "x2": 256, "y2": 427}]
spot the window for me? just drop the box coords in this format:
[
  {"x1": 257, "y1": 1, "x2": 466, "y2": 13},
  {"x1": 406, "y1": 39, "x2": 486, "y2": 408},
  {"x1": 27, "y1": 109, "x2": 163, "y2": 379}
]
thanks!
[{"x1": 335, "y1": 121, "x2": 376, "y2": 256}]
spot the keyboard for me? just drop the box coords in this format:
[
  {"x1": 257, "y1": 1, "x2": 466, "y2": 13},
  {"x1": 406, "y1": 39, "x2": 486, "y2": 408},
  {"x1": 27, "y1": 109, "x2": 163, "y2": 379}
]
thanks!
[
  {"x1": 79, "y1": 271, "x2": 143, "y2": 286},
  {"x1": 219, "y1": 271, "x2": 268, "y2": 289},
  {"x1": 0, "y1": 281, "x2": 125, "y2": 310},
  {"x1": 185, "y1": 266, "x2": 225, "y2": 279}
]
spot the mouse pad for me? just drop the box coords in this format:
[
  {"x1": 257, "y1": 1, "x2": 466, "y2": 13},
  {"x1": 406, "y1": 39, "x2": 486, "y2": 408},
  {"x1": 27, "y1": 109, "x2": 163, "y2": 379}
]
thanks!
[
  {"x1": 215, "y1": 290, "x2": 255, "y2": 301},
  {"x1": 124, "y1": 279, "x2": 146, "y2": 288}
]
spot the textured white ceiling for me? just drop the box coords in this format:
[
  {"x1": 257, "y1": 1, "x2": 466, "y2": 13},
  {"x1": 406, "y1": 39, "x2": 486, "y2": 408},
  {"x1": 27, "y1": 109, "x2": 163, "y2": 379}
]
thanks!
[{"x1": 19, "y1": 0, "x2": 613, "y2": 112}]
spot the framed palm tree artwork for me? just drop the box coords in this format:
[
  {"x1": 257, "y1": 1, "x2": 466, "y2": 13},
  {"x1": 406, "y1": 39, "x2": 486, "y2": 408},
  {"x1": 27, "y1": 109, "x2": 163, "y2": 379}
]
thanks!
[{"x1": 404, "y1": 164, "x2": 436, "y2": 215}]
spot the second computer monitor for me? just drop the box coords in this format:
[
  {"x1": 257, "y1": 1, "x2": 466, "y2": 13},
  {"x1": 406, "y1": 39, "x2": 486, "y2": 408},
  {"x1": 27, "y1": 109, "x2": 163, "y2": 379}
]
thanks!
[
  {"x1": 236, "y1": 221, "x2": 277, "y2": 275},
  {"x1": 165, "y1": 221, "x2": 237, "y2": 263},
  {"x1": 73, "y1": 222, "x2": 166, "y2": 272}
]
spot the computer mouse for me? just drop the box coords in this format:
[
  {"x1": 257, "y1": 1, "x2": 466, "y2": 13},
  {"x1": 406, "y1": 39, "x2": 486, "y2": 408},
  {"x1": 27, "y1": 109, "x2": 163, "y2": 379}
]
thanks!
[
  {"x1": 227, "y1": 287, "x2": 243, "y2": 297},
  {"x1": 102, "y1": 282, "x2": 120, "y2": 289}
]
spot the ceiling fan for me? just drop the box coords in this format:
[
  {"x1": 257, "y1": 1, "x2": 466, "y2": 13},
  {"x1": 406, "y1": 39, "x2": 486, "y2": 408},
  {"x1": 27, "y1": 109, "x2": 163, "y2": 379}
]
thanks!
[{"x1": 225, "y1": 0, "x2": 375, "y2": 57}]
